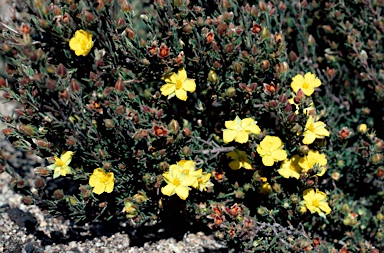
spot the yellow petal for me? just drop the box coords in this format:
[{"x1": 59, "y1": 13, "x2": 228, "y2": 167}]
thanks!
[
  {"x1": 163, "y1": 73, "x2": 178, "y2": 84},
  {"x1": 177, "y1": 68, "x2": 188, "y2": 81},
  {"x1": 69, "y1": 38, "x2": 80, "y2": 51},
  {"x1": 160, "y1": 83, "x2": 176, "y2": 96},
  {"x1": 291, "y1": 75, "x2": 304, "y2": 93},
  {"x1": 314, "y1": 127, "x2": 330, "y2": 137},
  {"x1": 182, "y1": 79, "x2": 196, "y2": 92},
  {"x1": 180, "y1": 175, "x2": 197, "y2": 187},
  {"x1": 256, "y1": 146, "x2": 266, "y2": 156},
  {"x1": 89, "y1": 174, "x2": 98, "y2": 187},
  {"x1": 302, "y1": 132, "x2": 316, "y2": 144},
  {"x1": 229, "y1": 160, "x2": 241, "y2": 170},
  {"x1": 175, "y1": 88, "x2": 188, "y2": 101},
  {"x1": 105, "y1": 181, "x2": 114, "y2": 193},
  {"x1": 53, "y1": 168, "x2": 61, "y2": 179},
  {"x1": 65, "y1": 166, "x2": 72, "y2": 175},
  {"x1": 303, "y1": 188, "x2": 315, "y2": 201},
  {"x1": 161, "y1": 184, "x2": 176, "y2": 196},
  {"x1": 272, "y1": 149, "x2": 287, "y2": 161},
  {"x1": 235, "y1": 130, "x2": 249, "y2": 143},
  {"x1": 93, "y1": 184, "x2": 105, "y2": 195},
  {"x1": 262, "y1": 156, "x2": 275, "y2": 166},
  {"x1": 318, "y1": 202, "x2": 331, "y2": 214},
  {"x1": 225, "y1": 120, "x2": 237, "y2": 130},
  {"x1": 301, "y1": 87, "x2": 315, "y2": 96},
  {"x1": 278, "y1": 168, "x2": 292, "y2": 179},
  {"x1": 175, "y1": 186, "x2": 189, "y2": 200},
  {"x1": 226, "y1": 151, "x2": 238, "y2": 159},
  {"x1": 241, "y1": 118, "x2": 255, "y2": 128},
  {"x1": 242, "y1": 161, "x2": 252, "y2": 169},
  {"x1": 61, "y1": 151, "x2": 74, "y2": 165},
  {"x1": 223, "y1": 129, "x2": 237, "y2": 143},
  {"x1": 244, "y1": 124, "x2": 261, "y2": 134}
]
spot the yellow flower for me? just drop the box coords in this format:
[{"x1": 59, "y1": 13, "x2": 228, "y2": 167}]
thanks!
[
  {"x1": 226, "y1": 149, "x2": 252, "y2": 170},
  {"x1": 291, "y1": 72, "x2": 321, "y2": 96},
  {"x1": 256, "y1": 136, "x2": 287, "y2": 166},
  {"x1": 172, "y1": 160, "x2": 202, "y2": 188},
  {"x1": 302, "y1": 116, "x2": 330, "y2": 144},
  {"x1": 69, "y1": 30, "x2": 94, "y2": 56},
  {"x1": 196, "y1": 173, "x2": 214, "y2": 191},
  {"x1": 298, "y1": 150, "x2": 327, "y2": 176},
  {"x1": 223, "y1": 116, "x2": 261, "y2": 143},
  {"x1": 160, "y1": 68, "x2": 196, "y2": 101},
  {"x1": 89, "y1": 168, "x2": 114, "y2": 195},
  {"x1": 161, "y1": 165, "x2": 196, "y2": 200},
  {"x1": 278, "y1": 155, "x2": 302, "y2": 179},
  {"x1": 47, "y1": 151, "x2": 74, "y2": 179},
  {"x1": 301, "y1": 188, "x2": 331, "y2": 218}
]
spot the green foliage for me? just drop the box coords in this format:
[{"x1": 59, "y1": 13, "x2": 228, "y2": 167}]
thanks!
[{"x1": 0, "y1": 0, "x2": 383, "y2": 252}]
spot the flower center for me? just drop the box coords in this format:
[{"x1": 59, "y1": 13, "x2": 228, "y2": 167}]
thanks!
[
  {"x1": 308, "y1": 122, "x2": 315, "y2": 132},
  {"x1": 54, "y1": 156, "x2": 65, "y2": 167},
  {"x1": 302, "y1": 82, "x2": 309, "y2": 89},
  {"x1": 176, "y1": 80, "x2": 183, "y2": 89},
  {"x1": 312, "y1": 199, "x2": 320, "y2": 207},
  {"x1": 172, "y1": 177, "x2": 181, "y2": 186}
]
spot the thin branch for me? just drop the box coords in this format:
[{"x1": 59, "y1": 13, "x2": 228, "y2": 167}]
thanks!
[{"x1": 0, "y1": 21, "x2": 19, "y2": 34}]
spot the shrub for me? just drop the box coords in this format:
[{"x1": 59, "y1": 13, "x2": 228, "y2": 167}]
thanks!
[{"x1": 0, "y1": 0, "x2": 383, "y2": 252}]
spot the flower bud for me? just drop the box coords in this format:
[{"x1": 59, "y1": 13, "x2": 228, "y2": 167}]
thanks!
[
  {"x1": 34, "y1": 167, "x2": 49, "y2": 176},
  {"x1": 226, "y1": 87, "x2": 236, "y2": 98},
  {"x1": 217, "y1": 22, "x2": 227, "y2": 36},
  {"x1": 53, "y1": 189, "x2": 64, "y2": 200},
  {"x1": 260, "y1": 60, "x2": 270, "y2": 70},
  {"x1": 21, "y1": 195, "x2": 33, "y2": 206},
  {"x1": 289, "y1": 51, "x2": 298, "y2": 62},
  {"x1": 234, "y1": 190, "x2": 244, "y2": 198},
  {"x1": 357, "y1": 123, "x2": 367, "y2": 134},
  {"x1": 285, "y1": 103, "x2": 292, "y2": 112},
  {"x1": 182, "y1": 146, "x2": 191, "y2": 156},
  {"x1": 182, "y1": 21, "x2": 193, "y2": 33},
  {"x1": 331, "y1": 171, "x2": 340, "y2": 181},
  {"x1": 290, "y1": 194, "x2": 299, "y2": 204},
  {"x1": 232, "y1": 62, "x2": 242, "y2": 73},
  {"x1": 299, "y1": 145, "x2": 310, "y2": 154},
  {"x1": 0, "y1": 77, "x2": 7, "y2": 88},
  {"x1": 372, "y1": 154, "x2": 383, "y2": 164},
  {"x1": 259, "y1": 1, "x2": 267, "y2": 11},
  {"x1": 279, "y1": 94, "x2": 287, "y2": 103},
  {"x1": 183, "y1": 127, "x2": 191, "y2": 137},
  {"x1": 19, "y1": 124, "x2": 35, "y2": 136},
  {"x1": 70, "y1": 79, "x2": 81, "y2": 93},
  {"x1": 208, "y1": 70, "x2": 218, "y2": 83},
  {"x1": 56, "y1": 63, "x2": 67, "y2": 78},
  {"x1": 34, "y1": 177, "x2": 46, "y2": 188},
  {"x1": 115, "y1": 78, "x2": 125, "y2": 92},
  {"x1": 224, "y1": 43, "x2": 234, "y2": 53},
  {"x1": 104, "y1": 119, "x2": 115, "y2": 128}
]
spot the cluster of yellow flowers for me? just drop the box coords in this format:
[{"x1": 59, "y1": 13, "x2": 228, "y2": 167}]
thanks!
[
  {"x1": 161, "y1": 160, "x2": 214, "y2": 200},
  {"x1": 278, "y1": 150, "x2": 327, "y2": 179},
  {"x1": 46, "y1": 151, "x2": 115, "y2": 195},
  {"x1": 290, "y1": 72, "x2": 330, "y2": 144},
  {"x1": 220, "y1": 72, "x2": 332, "y2": 217},
  {"x1": 68, "y1": 32, "x2": 332, "y2": 217}
]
